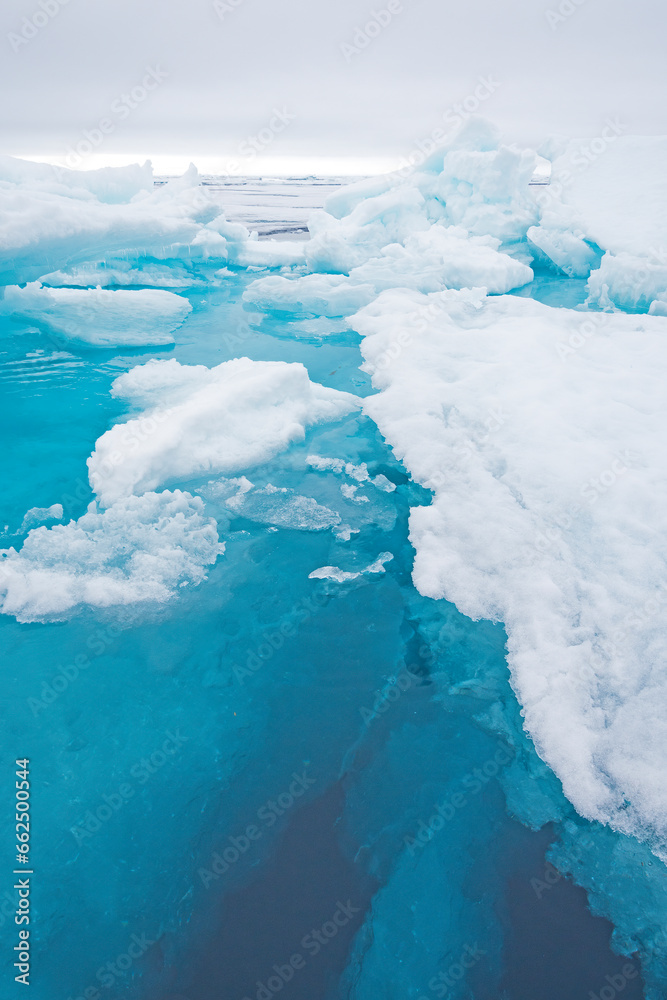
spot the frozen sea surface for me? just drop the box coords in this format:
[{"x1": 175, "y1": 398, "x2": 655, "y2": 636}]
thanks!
[
  {"x1": 1, "y1": 144, "x2": 665, "y2": 1000},
  {"x1": 155, "y1": 175, "x2": 356, "y2": 240}
]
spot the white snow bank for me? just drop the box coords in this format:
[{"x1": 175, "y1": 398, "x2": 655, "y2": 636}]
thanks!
[
  {"x1": 232, "y1": 239, "x2": 306, "y2": 269},
  {"x1": 1, "y1": 282, "x2": 191, "y2": 346},
  {"x1": 352, "y1": 286, "x2": 667, "y2": 853},
  {"x1": 0, "y1": 490, "x2": 222, "y2": 623},
  {"x1": 88, "y1": 358, "x2": 360, "y2": 505},
  {"x1": 586, "y1": 252, "x2": 667, "y2": 314}
]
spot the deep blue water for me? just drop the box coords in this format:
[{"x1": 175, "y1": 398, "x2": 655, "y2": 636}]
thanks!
[{"x1": 0, "y1": 218, "x2": 652, "y2": 999}]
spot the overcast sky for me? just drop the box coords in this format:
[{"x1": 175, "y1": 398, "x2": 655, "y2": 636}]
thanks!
[{"x1": 1, "y1": 0, "x2": 664, "y2": 173}]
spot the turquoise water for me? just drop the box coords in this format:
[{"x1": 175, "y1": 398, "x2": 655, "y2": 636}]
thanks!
[{"x1": 0, "y1": 248, "x2": 652, "y2": 999}]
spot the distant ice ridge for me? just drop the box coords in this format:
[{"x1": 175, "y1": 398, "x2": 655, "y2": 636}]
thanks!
[
  {"x1": 243, "y1": 126, "x2": 538, "y2": 318},
  {"x1": 0, "y1": 282, "x2": 191, "y2": 346},
  {"x1": 0, "y1": 491, "x2": 222, "y2": 623},
  {"x1": 88, "y1": 358, "x2": 360, "y2": 505},
  {"x1": 0, "y1": 156, "x2": 302, "y2": 288}
]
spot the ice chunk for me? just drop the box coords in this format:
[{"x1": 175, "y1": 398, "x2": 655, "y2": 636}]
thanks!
[
  {"x1": 0, "y1": 155, "x2": 154, "y2": 204},
  {"x1": 586, "y1": 252, "x2": 667, "y2": 313},
  {"x1": 247, "y1": 225, "x2": 531, "y2": 319},
  {"x1": 306, "y1": 186, "x2": 430, "y2": 274},
  {"x1": 19, "y1": 503, "x2": 63, "y2": 533},
  {"x1": 308, "y1": 552, "x2": 393, "y2": 582},
  {"x1": 307, "y1": 454, "x2": 396, "y2": 492},
  {"x1": 40, "y1": 260, "x2": 205, "y2": 290},
  {"x1": 341, "y1": 483, "x2": 369, "y2": 503},
  {"x1": 243, "y1": 274, "x2": 376, "y2": 317},
  {"x1": 88, "y1": 358, "x2": 360, "y2": 505},
  {"x1": 199, "y1": 477, "x2": 340, "y2": 531},
  {"x1": 0, "y1": 490, "x2": 222, "y2": 623},
  {"x1": 232, "y1": 239, "x2": 306, "y2": 269},
  {"x1": 0, "y1": 160, "x2": 237, "y2": 285},
  {"x1": 352, "y1": 285, "x2": 667, "y2": 852},
  {"x1": 1, "y1": 282, "x2": 191, "y2": 346},
  {"x1": 226, "y1": 484, "x2": 341, "y2": 531},
  {"x1": 527, "y1": 225, "x2": 599, "y2": 278},
  {"x1": 304, "y1": 121, "x2": 538, "y2": 277},
  {"x1": 349, "y1": 225, "x2": 533, "y2": 294}
]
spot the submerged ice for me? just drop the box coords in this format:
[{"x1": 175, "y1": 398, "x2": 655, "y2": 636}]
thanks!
[{"x1": 0, "y1": 121, "x2": 666, "y2": 999}]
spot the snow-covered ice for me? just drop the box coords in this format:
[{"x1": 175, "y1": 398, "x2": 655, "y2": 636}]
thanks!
[
  {"x1": 0, "y1": 490, "x2": 222, "y2": 622},
  {"x1": 1, "y1": 282, "x2": 192, "y2": 346},
  {"x1": 88, "y1": 357, "x2": 360, "y2": 505}
]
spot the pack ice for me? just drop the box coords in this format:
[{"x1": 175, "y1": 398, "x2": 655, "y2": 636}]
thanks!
[{"x1": 293, "y1": 119, "x2": 667, "y2": 858}]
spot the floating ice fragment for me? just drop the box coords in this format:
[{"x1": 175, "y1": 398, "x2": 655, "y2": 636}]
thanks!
[
  {"x1": 1, "y1": 282, "x2": 191, "y2": 346},
  {"x1": 19, "y1": 504, "x2": 63, "y2": 533},
  {"x1": 89, "y1": 358, "x2": 360, "y2": 505},
  {"x1": 308, "y1": 552, "x2": 393, "y2": 582},
  {"x1": 0, "y1": 490, "x2": 222, "y2": 623}
]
